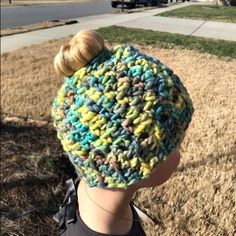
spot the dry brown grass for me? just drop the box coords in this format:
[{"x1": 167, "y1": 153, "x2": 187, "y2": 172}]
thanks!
[
  {"x1": 1, "y1": 37, "x2": 68, "y2": 121},
  {"x1": 1, "y1": 21, "x2": 66, "y2": 37},
  {"x1": 1, "y1": 121, "x2": 76, "y2": 236},
  {"x1": 1, "y1": 38, "x2": 236, "y2": 235}
]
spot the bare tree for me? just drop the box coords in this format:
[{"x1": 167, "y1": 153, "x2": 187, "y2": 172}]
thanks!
[{"x1": 122, "y1": 0, "x2": 124, "y2": 12}]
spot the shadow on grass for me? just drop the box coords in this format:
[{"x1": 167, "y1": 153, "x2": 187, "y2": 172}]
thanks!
[{"x1": 1, "y1": 121, "x2": 76, "y2": 235}]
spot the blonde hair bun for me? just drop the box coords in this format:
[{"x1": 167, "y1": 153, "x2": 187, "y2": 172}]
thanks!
[{"x1": 54, "y1": 29, "x2": 105, "y2": 76}]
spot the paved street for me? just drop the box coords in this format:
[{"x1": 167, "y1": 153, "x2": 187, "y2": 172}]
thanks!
[{"x1": 1, "y1": 0, "x2": 111, "y2": 29}]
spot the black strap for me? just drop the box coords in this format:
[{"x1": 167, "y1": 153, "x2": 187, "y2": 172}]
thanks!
[{"x1": 53, "y1": 178, "x2": 80, "y2": 235}]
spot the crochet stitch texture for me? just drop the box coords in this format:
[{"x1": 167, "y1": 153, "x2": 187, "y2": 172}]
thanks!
[{"x1": 52, "y1": 45, "x2": 194, "y2": 188}]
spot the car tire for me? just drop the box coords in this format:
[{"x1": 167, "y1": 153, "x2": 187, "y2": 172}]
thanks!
[
  {"x1": 151, "y1": 0, "x2": 158, "y2": 6},
  {"x1": 111, "y1": 2, "x2": 118, "y2": 8},
  {"x1": 130, "y1": 0, "x2": 137, "y2": 8}
]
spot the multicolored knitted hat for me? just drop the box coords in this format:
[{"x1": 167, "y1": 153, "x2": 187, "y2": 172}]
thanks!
[{"x1": 52, "y1": 43, "x2": 194, "y2": 188}]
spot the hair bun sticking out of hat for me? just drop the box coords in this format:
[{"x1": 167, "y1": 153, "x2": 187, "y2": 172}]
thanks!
[{"x1": 54, "y1": 29, "x2": 105, "y2": 77}]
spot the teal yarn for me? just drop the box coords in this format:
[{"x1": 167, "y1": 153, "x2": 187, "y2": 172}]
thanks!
[{"x1": 52, "y1": 44, "x2": 194, "y2": 188}]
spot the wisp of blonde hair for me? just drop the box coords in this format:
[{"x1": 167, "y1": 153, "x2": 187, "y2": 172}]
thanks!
[{"x1": 54, "y1": 29, "x2": 105, "y2": 76}]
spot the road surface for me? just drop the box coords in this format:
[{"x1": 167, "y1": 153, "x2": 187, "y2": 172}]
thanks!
[{"x1": 1, "y1": 0, "x2": 112, "y2": 29}]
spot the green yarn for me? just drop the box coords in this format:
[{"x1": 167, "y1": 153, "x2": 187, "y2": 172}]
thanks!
[{"x1": 52, "y1": 44, "x2": 194, "y2": 188}]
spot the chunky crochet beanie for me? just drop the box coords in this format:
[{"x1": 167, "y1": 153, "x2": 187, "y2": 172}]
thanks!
[{"x1": 52, "y1": 30, "x2": 194, "y2": 188}]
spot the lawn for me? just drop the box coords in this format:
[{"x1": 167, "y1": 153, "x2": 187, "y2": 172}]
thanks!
[
  {"x1": 1, "y1": 26, "x2": 236, "y2": 235},
  {"x1": 158, "y1": 5, "x2": 236, "y2": 23},
  {"x1": 98, "y1": 26, "x2": 236, "y2": 58}
]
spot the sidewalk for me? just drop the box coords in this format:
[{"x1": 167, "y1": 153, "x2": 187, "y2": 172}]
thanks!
[{"x1": 1, "y1": 2, "x2": 236, "y2": 53}]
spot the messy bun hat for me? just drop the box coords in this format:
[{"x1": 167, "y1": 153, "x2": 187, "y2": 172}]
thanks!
[{"x1": 52, "y1": 30, "x2": 194, "y2": 188}]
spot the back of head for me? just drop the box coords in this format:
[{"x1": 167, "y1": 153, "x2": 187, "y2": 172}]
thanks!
[
  {"x1": 52, "y1": 30, "x2": 194, "y2": 189},
  {"x1": 54, "y1": 29, "x2": 105, "y2": 77}
]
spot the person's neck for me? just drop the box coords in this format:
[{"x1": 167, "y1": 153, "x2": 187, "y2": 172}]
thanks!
[{"x1": 77, "y1": 179, "x2": 137, "y2": 235}]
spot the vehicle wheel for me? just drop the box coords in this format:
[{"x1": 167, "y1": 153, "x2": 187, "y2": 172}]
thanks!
[
  {"x1": 230, "y1": 0, "x2": 236, "y2": 6},
  {"x1": 130, "y1": 0, "x2": 137, "y2": 8},
  {"x1": 151, "y1": 0, "x2": 157, "y2": 6},
  {"x1": 111, "y1": 2, "x2": 118, "y2": 8}
]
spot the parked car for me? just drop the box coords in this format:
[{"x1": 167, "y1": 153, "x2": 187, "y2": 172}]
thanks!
[
  {"x1": 111, "y1": 0, "x2": 162, "y2": 8},
  {"x1": 230, "y1": 0, "x2": 236, "y2": 5}
]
